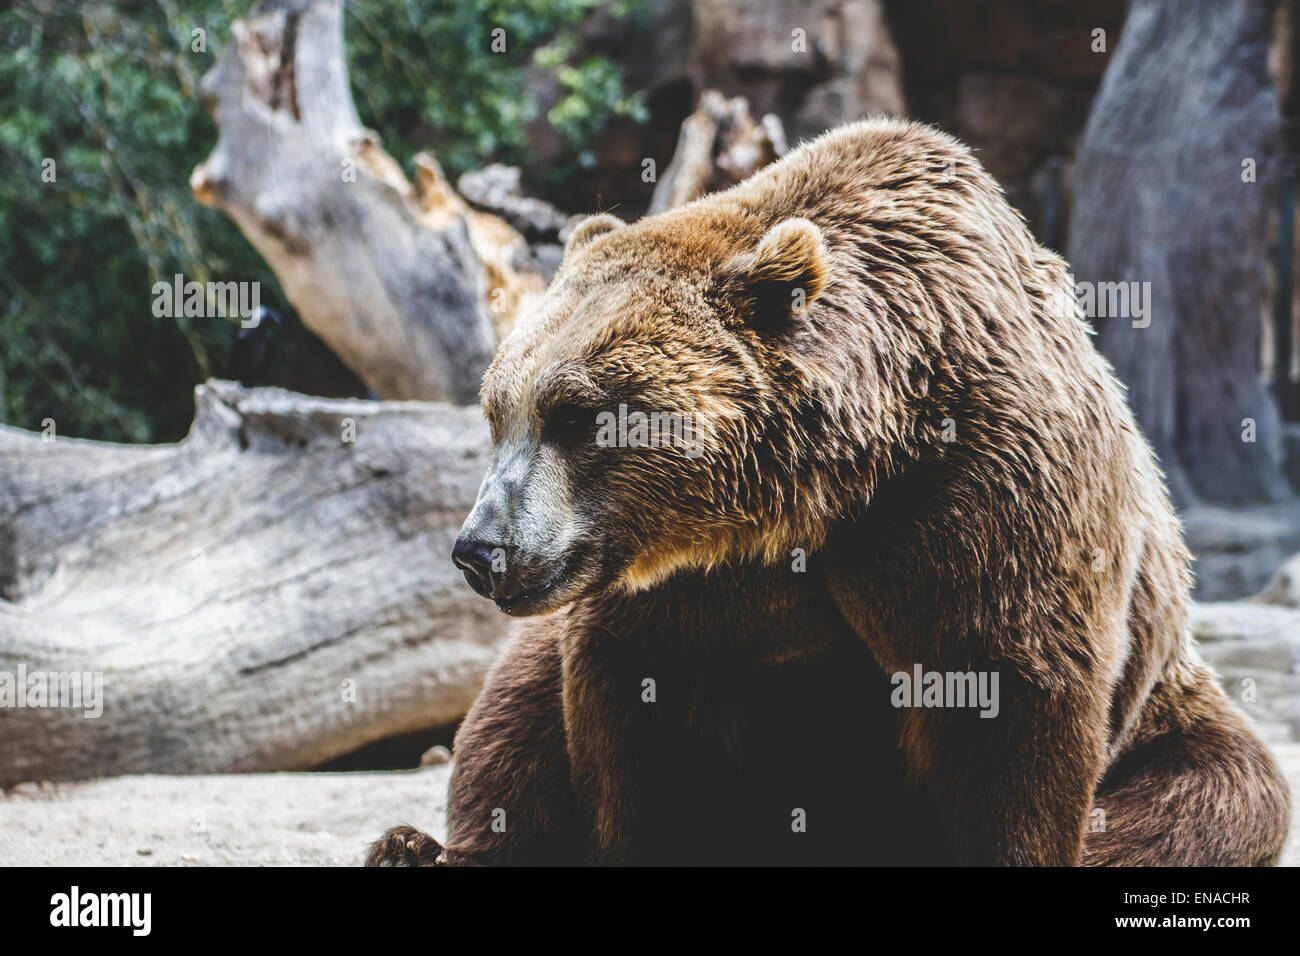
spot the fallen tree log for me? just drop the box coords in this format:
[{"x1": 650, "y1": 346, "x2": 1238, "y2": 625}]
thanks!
[
  {"x1": 0, "y1": 380, "x2": 501, "y2": 789},
  {"x1": 190, "y1": 0, "x2": 546, "y2": 400},
  {"x1": 648, "y1": 89, "x2": 788, "y2": 215}
]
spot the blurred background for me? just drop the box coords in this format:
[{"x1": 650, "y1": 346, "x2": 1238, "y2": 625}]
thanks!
[{"x1": 2, "y1": 0, "x2": 1299, "y2": 864}]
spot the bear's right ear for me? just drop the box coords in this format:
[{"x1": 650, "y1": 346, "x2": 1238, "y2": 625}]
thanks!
[
  {"x1": 722, "y1": 218, "x2": 829, "y2": 330},
  {"x1": 561, "y1": 213, "x2": 625, "y2": 265}
]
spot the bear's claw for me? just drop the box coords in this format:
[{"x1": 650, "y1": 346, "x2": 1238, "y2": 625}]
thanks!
[{"x1": 365, "y1": 825, "x2": 447, "y2": 867}]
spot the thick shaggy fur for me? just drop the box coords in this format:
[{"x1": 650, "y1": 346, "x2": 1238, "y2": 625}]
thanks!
[{"x1": 368, "y1": 118, "x2": 1289, "y2": 866}]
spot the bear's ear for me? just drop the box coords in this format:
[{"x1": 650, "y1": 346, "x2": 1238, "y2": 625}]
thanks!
[
  {"x1": 562, "y1": 213, "x2": 625, "y2": 265},
  {"x1": 723, "y1": 218, "x2": 829, "y2": 329}
]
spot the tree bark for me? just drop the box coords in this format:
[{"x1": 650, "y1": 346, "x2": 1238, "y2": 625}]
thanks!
[
  {"x1": 1068, "y1": 0, "x2": 1292, "y2": 505},
  {"x1": 0, "y1": 381, "x2": 501, "y2": 788},
  {"x1": 190, "y1": 0, "x2": 546, "y2": 402}
]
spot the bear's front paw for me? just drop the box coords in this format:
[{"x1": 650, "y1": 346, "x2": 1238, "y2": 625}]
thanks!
[{"x1": 365, "y1": 825, "x2": 447, "y2": 867}]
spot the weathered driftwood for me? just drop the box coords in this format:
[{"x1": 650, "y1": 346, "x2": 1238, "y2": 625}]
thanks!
[
  {"x1": 190, "y1": 0, "x2": 545, "y2": 399},
  {"x1": 457, "y1": 164, "x2": 576, "y2": 246},
  {"x1": 0, "y1": 381, "x2": 502, "y2": 789},
  {"x1": 648, "y1": 90, "x2": 788, "y2": 215}
]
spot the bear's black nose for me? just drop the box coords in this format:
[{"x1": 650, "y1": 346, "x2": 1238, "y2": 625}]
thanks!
[{"x1": 452, "y1": 536, "x2": 503, "y2": 598}]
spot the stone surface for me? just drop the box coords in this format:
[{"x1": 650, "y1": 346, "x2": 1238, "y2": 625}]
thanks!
[
  {"x1": 1069, "y1": 0, "x2": 1291, "y2": 507},
  {"x1": 1258, "y1": 549, "x2": 1300, "y2": 608},
  {"x1": 1193, "y1": 601, "x2": 1300, "y2": 743},
  {"x1": 885, "y1": 0, "x2": 1126, "y2": 243},
  {"x1": 691, "y1": 0, "x2": 905, "y2": 141},
  {"x1": 1183, "y1": 504, "x2": 1300, "y2": 601}
]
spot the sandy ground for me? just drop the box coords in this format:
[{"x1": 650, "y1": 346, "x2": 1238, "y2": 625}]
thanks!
[
  {"x1": 1273, "y1": 743, "x2": 1300, "y2": 866},
  {"x1": 2, "y1": 750, "x2": 1297, "y2": 866},
  {"x1": 0, "y1": 765, "x2": 451, "y2": 866}
]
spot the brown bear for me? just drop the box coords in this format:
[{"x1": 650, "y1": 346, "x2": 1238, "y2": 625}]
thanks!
[{"x1": 368, "y1": 118, "x2": 1290, "y2": 866}]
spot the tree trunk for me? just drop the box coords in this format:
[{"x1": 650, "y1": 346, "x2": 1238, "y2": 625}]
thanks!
[
  {"x1": 0, "y1": 381, "x2": 501, "y2": 788},
  {"x1": 1068, "y1": 0, "x2": 1291, "y2": 505},
  {"x1": 189, "y1": 0, "x2": 546, "y2": 402}
]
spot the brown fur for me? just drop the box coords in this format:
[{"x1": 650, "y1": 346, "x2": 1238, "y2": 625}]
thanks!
[{"x1": 369, "y1": 118, "x2": 1289, "y2": 866}]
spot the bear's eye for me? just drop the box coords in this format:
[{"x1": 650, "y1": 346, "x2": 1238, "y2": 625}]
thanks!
[{"x1": 544, "y1": 402, "x2": 595, "y2": 444}]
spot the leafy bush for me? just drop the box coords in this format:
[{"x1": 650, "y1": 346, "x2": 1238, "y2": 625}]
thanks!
[{"x1": 0, "y1": 0, "x2": 640, "y2": 442}]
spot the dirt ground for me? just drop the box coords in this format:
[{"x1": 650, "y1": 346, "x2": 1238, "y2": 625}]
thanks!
[
  {"x1": 0, "y1": 765, "x2": 451, "y2": 866},
  {"x1": 2, "y1": 749, "x2": 1297, "y2": 866}
]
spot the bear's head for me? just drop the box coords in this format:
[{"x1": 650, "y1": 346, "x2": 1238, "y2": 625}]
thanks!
[{"x1": 452, "y1": 205, "x2": 909, "y2": 616}]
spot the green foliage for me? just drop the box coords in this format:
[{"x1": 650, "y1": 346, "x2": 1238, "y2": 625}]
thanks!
[
  {"x1": 0, "y1": 0, "x2": 641, "y2": 442},
  {"x1": 0, "y1": 1, "x2": 248, "y2": 441},
  {"x1": 540, "y1": 48, "x2": 648, "y2": 169},
  {"x1": 345, "y1": 0, "x2": 614, "y2": 176}
]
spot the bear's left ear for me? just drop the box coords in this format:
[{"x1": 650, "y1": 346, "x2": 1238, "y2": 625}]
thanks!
[
  {"x1": 723, "y1": 218, "x2": 829, "y2": 328},
  {"x1": 561, "y1": 213, "x2": 625, "y2": 266}
]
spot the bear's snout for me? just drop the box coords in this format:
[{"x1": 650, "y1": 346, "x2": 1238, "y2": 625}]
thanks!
[
  {"x1": 452, "y1": 532, "x2": 581, "y2": 616},
  {"x1": 451, "y1": 535, "x2": 502, "y2": 599}
]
